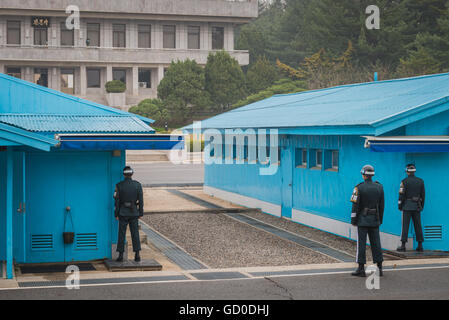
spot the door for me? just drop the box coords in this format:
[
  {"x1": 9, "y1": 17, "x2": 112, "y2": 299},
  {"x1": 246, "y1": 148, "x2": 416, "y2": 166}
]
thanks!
[
  {"x1": 26, "y1": 152, "x2": 111, "y2": 263},
  {"x1": 64, "y1": 152, "x2": 110, "y2": 262},
  {"x1": 281, "y1": 145, "x2": 293, "y2": 219},
  {"x1": 26, "y1": 153, "x2": 66, "y2": 263},
  {"x1": 13, "y1": 151, "x2": 26, "y2": 263}
]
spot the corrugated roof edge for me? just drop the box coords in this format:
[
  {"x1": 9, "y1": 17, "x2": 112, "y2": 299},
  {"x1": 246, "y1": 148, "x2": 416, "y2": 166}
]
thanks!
[
  {"x1": 0, "y1": 73, "x2": 155, "y2": 124},
  {"x1": 270, "y1": 71, "x2": 449, "y2": 98}
]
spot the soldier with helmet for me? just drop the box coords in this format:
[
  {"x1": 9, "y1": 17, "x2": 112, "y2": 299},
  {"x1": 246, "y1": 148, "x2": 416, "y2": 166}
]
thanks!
[
  {"x1": 114, "y1": 166, "x2": 144, "y2": 262},
  {"x1": 397, "y1": 163, "x2": 425, "y2": 252},
  {"x1": 350, "y1": 165, "x2": 385, "y2": 277}
]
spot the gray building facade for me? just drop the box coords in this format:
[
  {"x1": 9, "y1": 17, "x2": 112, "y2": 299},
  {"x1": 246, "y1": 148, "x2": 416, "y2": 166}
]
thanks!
[{"x1": 0, "y1": 0, "x2": 257, "y2": 109}]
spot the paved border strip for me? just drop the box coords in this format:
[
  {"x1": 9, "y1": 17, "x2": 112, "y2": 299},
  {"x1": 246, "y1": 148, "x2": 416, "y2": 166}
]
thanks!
[
  {"x1": 166, "y1": 189, "x2": 223, "y2": 209},
  {"x1": 190, "y1": 272, "x2": 249, "y2": 281},
  {"x1": 225, "y1": 213, "x2": 355, "y2": 263},
  {"x1": 18, "y1": 275, "x2": 189, "y2": 288},
  {"x1": 139, "y1": 222, "x2": 208, "y2": 270}
]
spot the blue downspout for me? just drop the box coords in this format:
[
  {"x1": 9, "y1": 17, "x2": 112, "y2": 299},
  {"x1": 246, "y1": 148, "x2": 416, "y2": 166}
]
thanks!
[{"x1": 6, "y1": 147, "x2": 13, "y2": 279}]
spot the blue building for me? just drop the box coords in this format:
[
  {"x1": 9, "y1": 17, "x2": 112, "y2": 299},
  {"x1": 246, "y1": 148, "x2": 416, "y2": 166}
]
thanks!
[
  {"x1": 194, "y1": 73, "x2": 449, "y2": 254},
  {"x1": 0, "y1": 74, "x2": 182, "y2": 279}
]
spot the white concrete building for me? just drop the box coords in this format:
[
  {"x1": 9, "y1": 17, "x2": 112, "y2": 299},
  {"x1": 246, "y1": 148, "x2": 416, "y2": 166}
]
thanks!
[{"x1": 0, "y1": 0, "x2": 257, "y2": 108}]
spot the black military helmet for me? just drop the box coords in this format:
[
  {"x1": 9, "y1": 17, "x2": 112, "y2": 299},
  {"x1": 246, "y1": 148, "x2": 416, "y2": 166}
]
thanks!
[
  {"x1": 361, "y1": 164, "x2": 375, "y2": 176},
  {"x1": 406, "y1": 163, "x2": 416, "y2": 173},
  {"x1": 123, "y1": 166, "x2": 134, "y2": 176}
]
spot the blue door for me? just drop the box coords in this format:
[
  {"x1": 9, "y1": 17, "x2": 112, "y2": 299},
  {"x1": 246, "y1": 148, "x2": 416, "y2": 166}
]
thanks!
[
  {"x1": 64, "y1": 152, "x2": 110, "y2": 262},
  {"x1": 26, "y1": 152, "x2": 111, "y2": 263},
  {"x1": 281, "y1": 145, "x2": 293, "y2": 219},
  {"x1": 13, "y1": 151, "x2": 26, "y2": 263},
  {"x1": 26, "y1": 153, "x2": 66, "y2": 263}
]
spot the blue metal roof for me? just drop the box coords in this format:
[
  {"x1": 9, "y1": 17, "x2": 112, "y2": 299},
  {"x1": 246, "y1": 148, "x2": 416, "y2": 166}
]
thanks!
[
  {"x1": 0, "y1": 122, "x2": 58, "y2": 151},
  {"x1": 0, "y1": 114, "x2": 154, "y2": 134},
  {"x1": 191, "y1": 73, "x2": 449, "y2": 136},
  {"x1": 0, "y1": 73, "x2": 155, "y2": 135}
]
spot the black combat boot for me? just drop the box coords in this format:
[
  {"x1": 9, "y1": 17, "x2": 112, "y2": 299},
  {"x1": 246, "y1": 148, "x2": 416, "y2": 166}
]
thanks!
[
  {"x1": 134, "y1": 251, "x2": 141, "y2": 262},
  {"x1": 116, "y1": 252, "x2": 124, "y2": 262},
  {"x1": 351, "y1": 263, "x2": 366, "y2": 277},
  {"x1": 377, "y1": 262, "x2": 383, "y2": 277},
  {"x1": 397, "y1": 242, "x2": 406, "y2": 252},
  {"x1": 416, "y1": 242, "x2": 424, "y2": 252}
]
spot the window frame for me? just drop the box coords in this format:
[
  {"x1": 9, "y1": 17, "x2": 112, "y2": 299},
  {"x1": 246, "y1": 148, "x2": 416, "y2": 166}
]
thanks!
[
  {"x1": 86, "y1": 23, "x2": 100, "y2": 47},
  {"x1": 163, "y1": 25, "x2": 176, "y2": 49},
  {"x1": 138, "y1": 68, "x2": 152, "y2": 89},
  {"x1": 212, "y1": 26, "x2": 224, "y2": 50},
  {"x1": 60, "y1": 22, "x2": 74, "y2": 46},
  {"x1": 187, "y1": 25, "x2": 200, "y2": 50},
  {"x1": 87, "y1": 68, "x2": 101, "y2": 88},
  {"x1": 112, "y1": 24, "x2": 126, "y2": 48},
  {"x1": 33, "y1": 27, "x2": 48, "y2": 46},
  {"x1": 138, "y1": 24, "x2": 151, "y2": 48},
  {"x1": 7, "y1": 20, "x2": 21, "y2": 45}
]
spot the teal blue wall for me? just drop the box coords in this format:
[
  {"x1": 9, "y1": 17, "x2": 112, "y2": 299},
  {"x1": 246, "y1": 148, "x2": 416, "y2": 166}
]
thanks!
[{"x1": 205, "y1": 124, "x2": 449, "y2": 250}]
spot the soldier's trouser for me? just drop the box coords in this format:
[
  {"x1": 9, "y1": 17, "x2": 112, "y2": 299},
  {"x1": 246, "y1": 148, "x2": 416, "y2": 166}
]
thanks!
[
  {"x1": 356, "y1": 226, "x2": 383, "y2": 264},
  {"x1": 401, "y1": 210, "x2": 424, "y2": 243},
  {"x1": 117, "y1": 216, "x2": 141, "y2": 253}
]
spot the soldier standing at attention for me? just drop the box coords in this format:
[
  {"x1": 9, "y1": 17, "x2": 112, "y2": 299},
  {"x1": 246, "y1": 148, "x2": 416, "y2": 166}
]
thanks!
[
  {"x1": 397, "y1": 164, "x2": 425, "y2": 252},
  {"x1": 350, "y1": 165, "x2": 385, "y2": 277},
  {"x1": 114, "y1": 166, "x2": 144, "y2": 262}
]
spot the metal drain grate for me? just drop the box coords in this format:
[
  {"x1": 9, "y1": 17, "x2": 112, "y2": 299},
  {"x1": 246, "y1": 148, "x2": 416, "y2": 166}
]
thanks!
[
  {"x1": 139, "y1": 222, "x2": 208, "y2": 270},
  {"x1": 424, "y1": 226, "x2": 443, "y2": 241},
  {"x1": 226, "y1": 213, "x2": 355, "y2": 262}
]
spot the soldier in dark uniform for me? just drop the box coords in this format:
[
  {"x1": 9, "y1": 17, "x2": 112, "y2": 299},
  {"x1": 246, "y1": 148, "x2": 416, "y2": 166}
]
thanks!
[
  {"x1": 350, "y1": 165, "x2": 385, "y2": 277},
  {"x1": 397, "y1": 164, "x2": 425, "y2": 252},
  {"x1": 114, "y1": 166, "x2": 144, "y2": 262}
]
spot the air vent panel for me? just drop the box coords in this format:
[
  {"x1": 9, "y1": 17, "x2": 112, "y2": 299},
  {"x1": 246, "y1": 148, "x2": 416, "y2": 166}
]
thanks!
[
  {"x1": 31, "y1": 234, "x2": 53, "y2": 251},
  {"x1": 424, "y1": 226, "x2": 443, "y2": 241},
  {"x1": 76, "y1": 233, "x2": 97, "y2": 250}
]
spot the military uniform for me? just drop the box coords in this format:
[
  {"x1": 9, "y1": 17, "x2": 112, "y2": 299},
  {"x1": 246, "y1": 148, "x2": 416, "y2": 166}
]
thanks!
[
  {"x1": 114, "y1": 176, "x2": 144, "y2": 254},
  {"x1": 398, "y1": 175, "x2": 425, "y2": 245},
  {"x1": 350, "y1": 180, "x2": 385, "y2": 266}
]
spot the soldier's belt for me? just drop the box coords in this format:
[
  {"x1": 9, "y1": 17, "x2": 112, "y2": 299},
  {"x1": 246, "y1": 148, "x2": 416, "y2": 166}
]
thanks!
[{"x1": 362, "y1": 208, "x2": 378, "y2": 215}]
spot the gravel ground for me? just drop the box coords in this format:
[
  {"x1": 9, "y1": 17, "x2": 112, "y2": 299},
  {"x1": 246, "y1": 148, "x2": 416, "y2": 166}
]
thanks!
[
  {"x1": 242, "y1": 211, "x2": 375, "y2": 261},
  {"x1": 142, "y1": 212, "x2": 338, "y2": 268}
]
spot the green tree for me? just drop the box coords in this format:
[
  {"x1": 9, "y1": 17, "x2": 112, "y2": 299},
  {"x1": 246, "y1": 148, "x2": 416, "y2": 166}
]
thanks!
[
  {"x1": 128, "y1": 98, "x2": 170, "y2": 128},
  {"x1": 157, "y1": 59, "x2": 211, "y2": 125},
  {"x1": 205, "y1": 51, "x2": 247, "y2": 112},
  {"x1": 398, "y1": 1, "x2": 449, "y2": 76},
  {"x1": 246, "y1": 56, "x2": 279, "y2": 94}
]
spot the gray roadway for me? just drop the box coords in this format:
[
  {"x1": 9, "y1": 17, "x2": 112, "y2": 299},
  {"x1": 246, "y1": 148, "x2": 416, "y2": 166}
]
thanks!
[
  {"x1": 2, "y1": 265, "x2": 449, "y2": 300},
  {"x1": 130, "y1": 162, "x2": 204, "y2": 186}
]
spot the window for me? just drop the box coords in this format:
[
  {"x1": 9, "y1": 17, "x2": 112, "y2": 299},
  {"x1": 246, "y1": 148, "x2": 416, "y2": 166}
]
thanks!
[
  {"x1": 7, "y1": 21, "x2": 21, "y2": 45},
  {"x1": 87, "y1": 68, "x2": 101, "y2": 88},
  {"x1": 113, "y1": 69, "x2": 126, "y2": 83},
  {"x1": 61, "y1": 68, "x2": 75, "y2": 94},
  {"x1": 163, "y1": 25, "x2": 176, "y2": 49},
  {"x1": 34, "y1": 27, "x2": 48, "y2": 45},
  {"x1": 138, "y1": 25, "x2": 151, "y2": 48},
  {"x1": 87, "y1": 23, "x2": 100, "y2": 47},
  {"x1": 332, "y1": 150, "x2": 339, "y2": 169},
  {"x1": 113, "y1": 24, "x2": 126, "y2": 48},
  {"x1": 316, "y1": 150, "x2": 323, "y2": 168},
  {"x1": 138, "y1": 69, "x2": 151, "y2": 88},
  {"x1": 212, "y1": 26, "x2": 224, "y2": 50},
  {"x1": 6, "y1": 67, "x2": 21, "y2": 79},
  {"x1": 34, "y1": 68, "x2": 48, "y2": 87},
  {"x1": 60, "y1": 22, "x2": 74, "y2": 46},
  {"x1": 295, "y1": 148, "x2": 307, "y2": 168},
  {"x1": 188, "y1": 26, "x2": 200, "y2": 49}
]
